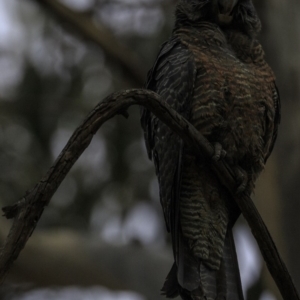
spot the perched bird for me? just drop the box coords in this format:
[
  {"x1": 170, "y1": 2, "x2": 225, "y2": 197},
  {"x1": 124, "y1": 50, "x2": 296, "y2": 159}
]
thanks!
[{"x1": 141, "y1": 0, "x2": 280, "y2": 299}]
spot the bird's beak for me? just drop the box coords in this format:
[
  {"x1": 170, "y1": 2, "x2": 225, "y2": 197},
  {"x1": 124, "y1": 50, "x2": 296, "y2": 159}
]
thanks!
[
  {"x1": 218, "y1": 0, "x2": 238, "y2": 16},
  {"x1": 217, "y1": 0, "x2": 238, "y2": 24}
]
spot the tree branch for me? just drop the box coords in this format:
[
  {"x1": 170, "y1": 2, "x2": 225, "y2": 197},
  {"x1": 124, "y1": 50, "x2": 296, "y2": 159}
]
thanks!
[
  {"x1": 0, "y1": 89, "x2": 299, "y2": 299},
  {"x1": 32, "y1": 0, "x2": 145, "y2": 86},
  {"x1": 0, "y1": 219, "x2": 171, "y2": 300}
]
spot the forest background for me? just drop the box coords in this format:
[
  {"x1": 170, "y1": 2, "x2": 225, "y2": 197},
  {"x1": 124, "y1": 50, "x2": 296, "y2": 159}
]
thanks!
[{"x1": 0, "y1": 0, "x2": 300, "y2": 299}]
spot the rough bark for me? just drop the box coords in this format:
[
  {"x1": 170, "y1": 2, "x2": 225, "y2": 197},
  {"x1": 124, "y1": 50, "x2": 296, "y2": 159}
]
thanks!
[
  {"x1": 254, "y1": 156, "x2": 285, "y2": 299},
  {"x1": 0, "y1": 89, "x2": 298, "y2": 299},
  {"x1": 255, "y1": 0, "x2": 300, "y2": 291},
  {"x1": 0, "y1": 219, "x2": 170, "y2": 300}
]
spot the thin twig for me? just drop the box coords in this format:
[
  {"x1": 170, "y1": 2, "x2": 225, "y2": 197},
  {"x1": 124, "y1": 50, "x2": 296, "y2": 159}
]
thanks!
[{"x1": 0, "y1": 89, "x2": 298, "y2": 299}]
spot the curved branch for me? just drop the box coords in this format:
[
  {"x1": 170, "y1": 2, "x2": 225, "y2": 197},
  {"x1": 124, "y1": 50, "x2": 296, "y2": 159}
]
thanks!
[
  {"x1": 0, "y1": 219, "x2": 171, "y2": 300},
  {"x1": 0, "y1": 89, "x2": 299, "y2": 299}
]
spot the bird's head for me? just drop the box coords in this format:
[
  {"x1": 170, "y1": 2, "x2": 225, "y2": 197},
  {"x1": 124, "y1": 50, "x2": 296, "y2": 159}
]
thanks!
[
  {"x1": 175, "y1": 0, "x2": 261, "y2": 36},
  {"x1": 217, "y1": 0, "x2": 239, "y2": 24}
]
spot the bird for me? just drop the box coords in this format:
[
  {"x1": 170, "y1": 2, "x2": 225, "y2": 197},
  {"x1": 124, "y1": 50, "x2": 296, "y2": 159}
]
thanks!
[{"x1": 141, "y1": 0, "x2": 280, "y2": 299}]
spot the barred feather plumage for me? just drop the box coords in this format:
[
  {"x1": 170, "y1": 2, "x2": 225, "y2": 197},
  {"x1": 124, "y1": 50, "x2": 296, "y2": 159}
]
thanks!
[{"x1": 141, "y1": 1, "x2": 280, "y2": 299}]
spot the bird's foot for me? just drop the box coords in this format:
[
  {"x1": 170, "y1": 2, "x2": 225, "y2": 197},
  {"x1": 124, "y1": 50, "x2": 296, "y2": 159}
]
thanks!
[
  {"x1": 212, "y1": 142, "x2": 226, "y2": 162},
  {"x1": 233, "y1": 166, "x2": 248, "y2": 194}
]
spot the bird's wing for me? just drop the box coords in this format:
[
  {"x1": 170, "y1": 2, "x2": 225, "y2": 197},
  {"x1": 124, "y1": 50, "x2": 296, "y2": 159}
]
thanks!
[
  {"x1": 264, "y1": 83, "x2": 281, "y2": 162},
  {"x1": 141, "y1": 36, "x2": 197, "y2": 236}
]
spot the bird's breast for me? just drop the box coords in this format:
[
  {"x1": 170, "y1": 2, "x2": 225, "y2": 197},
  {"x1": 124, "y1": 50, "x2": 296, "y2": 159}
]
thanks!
[{"x1": 188, "y1": 41, "x2": 276, "y2": 171}]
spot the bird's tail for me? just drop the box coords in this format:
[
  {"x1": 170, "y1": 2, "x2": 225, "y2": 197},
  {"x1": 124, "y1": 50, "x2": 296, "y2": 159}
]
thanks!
[{"x1": 161, "y1": 229, "x2": 244, "y2": 300}]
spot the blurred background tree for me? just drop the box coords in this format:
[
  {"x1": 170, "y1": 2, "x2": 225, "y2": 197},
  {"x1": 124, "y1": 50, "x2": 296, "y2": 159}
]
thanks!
[{"x1": 0, "y1": 0, "x2": 299, "y2": 299}]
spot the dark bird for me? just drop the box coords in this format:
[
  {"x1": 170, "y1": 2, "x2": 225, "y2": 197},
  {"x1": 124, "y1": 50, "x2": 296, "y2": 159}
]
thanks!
[{"x1": 141, "y1": 0, "x2": 280, "y2": 299}]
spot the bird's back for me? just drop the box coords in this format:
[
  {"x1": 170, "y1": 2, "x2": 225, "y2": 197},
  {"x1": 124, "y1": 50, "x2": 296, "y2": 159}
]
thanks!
[
  {"x1": 141, "y1": 20, "x2": 279, "y2": 300},
  {"x1": 177, "y1": 24, "x2": 277, "y2": 295}
]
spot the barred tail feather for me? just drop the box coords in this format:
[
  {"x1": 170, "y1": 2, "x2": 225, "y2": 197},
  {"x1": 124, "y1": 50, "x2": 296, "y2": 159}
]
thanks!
[
  {"x1": 222, "y1": 229, "x2": 244, "y2": 300},
  {"x1": 161, "y1": 229, "x2": 244, "y2": 300}
]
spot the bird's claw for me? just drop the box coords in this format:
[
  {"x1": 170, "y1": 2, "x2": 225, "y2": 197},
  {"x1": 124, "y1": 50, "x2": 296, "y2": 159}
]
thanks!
[
  {"x1": 212, "y1": 142, "x2": 226, "y2": 162},
  {"x1": 211, "y1": 143, "x2": 248, "y2": 194},
  {"x1": 234, "y1": 166, "x2": 248, "y2": 194}
]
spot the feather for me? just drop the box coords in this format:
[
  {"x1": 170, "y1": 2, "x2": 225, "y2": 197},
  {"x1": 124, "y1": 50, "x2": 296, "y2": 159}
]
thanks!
[{"x1": 141, "y1": 1, "x2": 280, "y2": 299}]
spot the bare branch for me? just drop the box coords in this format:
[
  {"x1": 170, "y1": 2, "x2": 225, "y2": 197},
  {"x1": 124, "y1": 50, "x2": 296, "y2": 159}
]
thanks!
[
  {"x1": 32, "y1": 0, "x2": 145, "y2": 86},
  {"x1": 0, "y1": 89, "x2": 299, "y2": 299},
  {"x1": 0, "y1": 219, "x2": 170, "y2": 300}
]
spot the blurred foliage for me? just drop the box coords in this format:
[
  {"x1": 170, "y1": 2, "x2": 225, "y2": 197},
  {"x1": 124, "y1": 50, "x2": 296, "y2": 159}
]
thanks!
[
  {"x1": 1, "y1": 0, "x2": 300, "y2": 299},
  {"x1": 0, "y1": 0, "x2": 173, "y2": 239}
]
